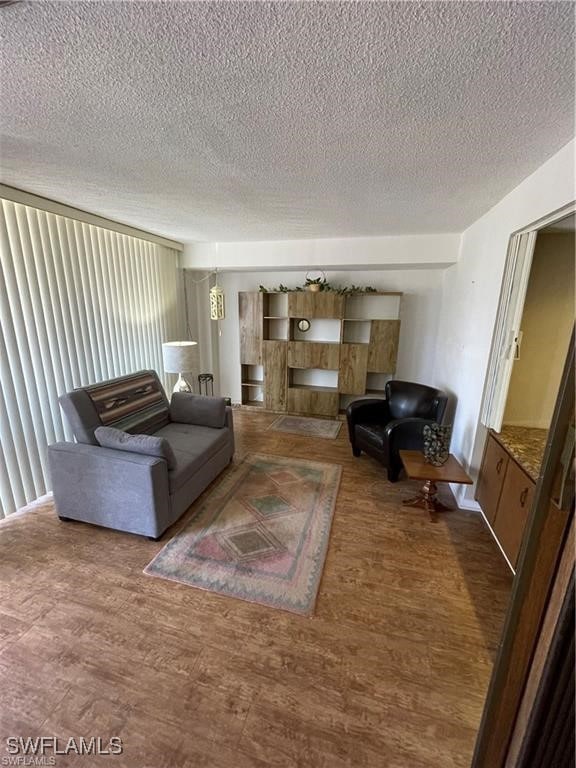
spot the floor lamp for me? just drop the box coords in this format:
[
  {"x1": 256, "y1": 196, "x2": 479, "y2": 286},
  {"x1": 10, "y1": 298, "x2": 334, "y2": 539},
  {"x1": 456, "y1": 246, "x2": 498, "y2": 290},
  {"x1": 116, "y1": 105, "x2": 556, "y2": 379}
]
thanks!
[{"x1": 162, "y1": 341, "x2": 198, "y2": 394}]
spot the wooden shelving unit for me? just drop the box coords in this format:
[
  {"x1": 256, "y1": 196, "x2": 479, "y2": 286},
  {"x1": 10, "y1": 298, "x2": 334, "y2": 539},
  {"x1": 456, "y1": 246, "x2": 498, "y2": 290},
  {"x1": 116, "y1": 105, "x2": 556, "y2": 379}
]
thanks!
[{"x1": 238, "y1": 291, "x2": 402, "y2": 416}]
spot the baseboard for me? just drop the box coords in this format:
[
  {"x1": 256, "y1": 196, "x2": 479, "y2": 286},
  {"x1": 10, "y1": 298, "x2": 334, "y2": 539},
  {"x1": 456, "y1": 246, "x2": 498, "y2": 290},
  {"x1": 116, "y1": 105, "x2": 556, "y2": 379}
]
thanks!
[
  {"x1": 454, "y1": 496, "x2": 482, "y2": 513},
  {"x1": 448, "y1": 482, "x2": 481, "y2": 512},
  {"x1": 478, "y1": 508, "x2": 516, "y2": 574},
  {"x1": 0, "y1": 492, "x2": 54, "y2": 523},
  {"x1": 502, "y1": 419, "x2": 550, "y2": 429}
]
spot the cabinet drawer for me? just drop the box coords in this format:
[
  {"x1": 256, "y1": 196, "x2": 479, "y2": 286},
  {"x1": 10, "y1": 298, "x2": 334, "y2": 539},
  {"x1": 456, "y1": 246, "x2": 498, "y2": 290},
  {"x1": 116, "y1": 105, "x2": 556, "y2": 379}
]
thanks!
[
  {"x1": 476, "y1": 434, "x2": 509, "y2": 524},
  {"x1": 493, "y1": 461, "x2": 535, "y2": 567},
  {"x1": 287, "y1": 342, "x2": 340, "y2": 370},
  {"x1": 287, "y1": 388, "x2": 339, "y2": 417}
]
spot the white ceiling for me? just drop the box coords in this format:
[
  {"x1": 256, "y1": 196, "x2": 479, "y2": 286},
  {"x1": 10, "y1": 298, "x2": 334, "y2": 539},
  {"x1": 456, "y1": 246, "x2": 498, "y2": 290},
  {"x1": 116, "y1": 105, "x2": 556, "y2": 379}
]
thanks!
[{"x1": 0, "y1": 1, "x2": 574, "y2": 243}]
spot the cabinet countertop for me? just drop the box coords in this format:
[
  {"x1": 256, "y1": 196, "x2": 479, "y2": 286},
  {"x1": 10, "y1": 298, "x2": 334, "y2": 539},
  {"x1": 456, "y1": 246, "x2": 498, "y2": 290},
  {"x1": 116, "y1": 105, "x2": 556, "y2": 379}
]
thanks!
[{"x1": 490, "y1": 425, "x2": 548, "y2": 483}]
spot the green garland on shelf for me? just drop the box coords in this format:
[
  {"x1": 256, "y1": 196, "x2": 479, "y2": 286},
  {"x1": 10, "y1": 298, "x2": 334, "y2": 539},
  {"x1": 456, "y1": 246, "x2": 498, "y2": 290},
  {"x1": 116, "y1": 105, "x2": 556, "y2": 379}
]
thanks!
[{"x1": 258, "y1": 281, "x2": 378, "y2": 295}]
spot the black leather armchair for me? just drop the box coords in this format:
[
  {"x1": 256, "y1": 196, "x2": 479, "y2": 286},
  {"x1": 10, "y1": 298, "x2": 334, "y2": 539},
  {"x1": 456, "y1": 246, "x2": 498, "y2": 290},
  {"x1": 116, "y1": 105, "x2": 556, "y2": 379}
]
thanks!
[{"x1": 346, "y1": 380, "x2": 448, "y2": 482}]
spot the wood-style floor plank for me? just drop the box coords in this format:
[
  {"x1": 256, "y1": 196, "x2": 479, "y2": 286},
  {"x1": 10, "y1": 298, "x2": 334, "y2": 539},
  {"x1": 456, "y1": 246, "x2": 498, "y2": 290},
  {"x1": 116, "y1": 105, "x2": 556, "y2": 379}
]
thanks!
[{"x1": 0, "y1": 410, "x2": 512, "y2": 767}]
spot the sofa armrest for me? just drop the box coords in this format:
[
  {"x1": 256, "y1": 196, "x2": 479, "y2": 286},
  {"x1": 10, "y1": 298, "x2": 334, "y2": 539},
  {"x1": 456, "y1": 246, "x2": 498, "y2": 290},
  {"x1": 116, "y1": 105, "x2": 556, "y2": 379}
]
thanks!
[
  {"x1": 170, "y1": 393, "x2": 227, "y2": 428},
  {"x1": 48, "y1": 442, "x2": 170, "y2": 538},
  {"x1": 225, "y1": 406, "x2": 235, "y2": 456}
]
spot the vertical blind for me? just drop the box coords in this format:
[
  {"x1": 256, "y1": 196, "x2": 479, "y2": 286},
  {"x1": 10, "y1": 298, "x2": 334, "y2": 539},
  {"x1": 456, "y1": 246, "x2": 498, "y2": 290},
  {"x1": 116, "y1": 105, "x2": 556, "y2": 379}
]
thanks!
[{"x1": 0, "y1": 199, "x2": 183, "y2": 519}]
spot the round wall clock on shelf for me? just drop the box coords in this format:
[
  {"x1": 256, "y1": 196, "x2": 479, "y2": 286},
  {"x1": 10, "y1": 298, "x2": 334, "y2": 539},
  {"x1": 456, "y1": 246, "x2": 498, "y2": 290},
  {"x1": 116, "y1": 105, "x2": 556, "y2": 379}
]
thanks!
[{"x1": 297, "y1": 318, "x2": 311, "y2": 332}]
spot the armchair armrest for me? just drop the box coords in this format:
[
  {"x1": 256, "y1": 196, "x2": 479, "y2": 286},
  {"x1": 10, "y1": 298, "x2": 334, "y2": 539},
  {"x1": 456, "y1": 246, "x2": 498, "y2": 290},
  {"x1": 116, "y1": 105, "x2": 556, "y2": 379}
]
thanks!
[
  {"x1": 48, "y1": 442, "x2": 170, "y2": 538},
  {"x1": 345, "y1": 399, "x2": 390, "y2": 443},
  {"x1": 170, "y1": 393, "x2": 227, "y2": 428},
  {"x1": 384, "y1": 417, "x2": 437, "y2": 449}
]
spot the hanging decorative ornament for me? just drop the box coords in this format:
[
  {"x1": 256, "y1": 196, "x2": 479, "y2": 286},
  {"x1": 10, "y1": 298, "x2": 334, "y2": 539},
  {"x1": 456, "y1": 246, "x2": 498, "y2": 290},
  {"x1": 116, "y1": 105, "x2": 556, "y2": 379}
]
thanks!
[{"x1": 209, "y1": 270, "x2": 225, "y2": 320}]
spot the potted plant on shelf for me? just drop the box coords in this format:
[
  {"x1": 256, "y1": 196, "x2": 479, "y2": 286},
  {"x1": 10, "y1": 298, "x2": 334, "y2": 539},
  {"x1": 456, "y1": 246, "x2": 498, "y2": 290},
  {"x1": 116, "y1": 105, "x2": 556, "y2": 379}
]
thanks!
[{"x1": 305, "y1": 271, "x2": 328, "y2": 292}]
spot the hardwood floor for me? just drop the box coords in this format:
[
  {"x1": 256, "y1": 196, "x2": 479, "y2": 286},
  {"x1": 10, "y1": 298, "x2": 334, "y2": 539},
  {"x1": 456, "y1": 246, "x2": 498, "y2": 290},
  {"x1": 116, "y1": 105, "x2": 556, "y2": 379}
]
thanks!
[{"x1": 0, "y1": 410, "x2": 512, "y2": 767}]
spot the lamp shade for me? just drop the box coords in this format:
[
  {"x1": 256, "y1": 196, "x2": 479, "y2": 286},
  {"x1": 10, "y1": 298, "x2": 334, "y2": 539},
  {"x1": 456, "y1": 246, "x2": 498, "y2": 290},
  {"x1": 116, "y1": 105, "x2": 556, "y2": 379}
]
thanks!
[{"x1": 162, "y1": 341, "x2": 197, "y2": 373}]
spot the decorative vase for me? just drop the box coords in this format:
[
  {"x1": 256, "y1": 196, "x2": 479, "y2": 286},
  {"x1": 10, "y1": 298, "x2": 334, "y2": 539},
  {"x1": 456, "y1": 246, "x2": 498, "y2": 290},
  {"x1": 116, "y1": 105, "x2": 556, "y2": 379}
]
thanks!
[
  {"x1": 423, "y1": 424, "x2": 452, "y2": 466},
  {"x1": 307, "y1": 283, "x2": 321, "y2": 292}
]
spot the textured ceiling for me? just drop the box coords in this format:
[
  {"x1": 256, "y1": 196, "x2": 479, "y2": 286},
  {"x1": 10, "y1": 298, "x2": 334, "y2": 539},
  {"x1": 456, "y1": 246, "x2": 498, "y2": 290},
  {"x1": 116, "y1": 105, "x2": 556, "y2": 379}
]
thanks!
[{"x1": 0, "y1": 1, "x2": 574, "y2": 243}]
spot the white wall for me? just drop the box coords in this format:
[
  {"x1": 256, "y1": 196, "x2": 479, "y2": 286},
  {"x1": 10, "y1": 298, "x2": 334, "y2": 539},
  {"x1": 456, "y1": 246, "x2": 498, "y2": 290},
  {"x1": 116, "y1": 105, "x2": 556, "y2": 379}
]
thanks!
[
  {"x1": 504, "y1": 232, "x2": 575, "y2": 428},
  {"x1": 433, "y1": 138, "x2": 575, "y2": 507},
  {"x1": 192, "y1": 268, "x2": 444, "y2": 403}
]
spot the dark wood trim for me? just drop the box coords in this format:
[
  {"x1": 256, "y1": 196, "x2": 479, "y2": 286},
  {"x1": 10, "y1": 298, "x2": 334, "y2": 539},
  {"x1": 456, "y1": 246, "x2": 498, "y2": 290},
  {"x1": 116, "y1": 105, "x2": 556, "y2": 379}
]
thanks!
[
  {"x1": 506, "y1": 515, "x2": 575, "y2": 764},
  {"x1": 471, "y1": 327, "x2": 575, "y2": 768}
]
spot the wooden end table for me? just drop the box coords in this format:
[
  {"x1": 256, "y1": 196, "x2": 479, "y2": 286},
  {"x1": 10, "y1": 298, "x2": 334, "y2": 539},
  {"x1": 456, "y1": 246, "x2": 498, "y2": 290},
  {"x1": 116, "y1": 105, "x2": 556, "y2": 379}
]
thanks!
[{"x1": 399, "y1": 450, "x2": 473, "y2": 520}]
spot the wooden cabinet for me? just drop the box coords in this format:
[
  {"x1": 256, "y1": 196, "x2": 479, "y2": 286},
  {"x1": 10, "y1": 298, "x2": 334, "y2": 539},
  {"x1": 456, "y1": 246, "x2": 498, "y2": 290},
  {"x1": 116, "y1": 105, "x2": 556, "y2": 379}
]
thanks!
[
  {"x1": 239, "y1": 292, "x2": 262, "y2": 365},
  {"x1": 287, "y1": 387, "x2": 339, "y2": 417},
  {"x1": 287, "y1": 341, "x2": 340, "y2": 370},
  {"x1": 263, "y1": 341, "x2": 287, "y2": 411},
  {"x1": 367, "y1": 320, "x2": 400, "y2": 373},
  {"x1": 493, "y1": 461, "x2": 535, "y2": 568},
  {"x1": 477, "y1": 432, "x2": 536, "y2": 568},
  {"x1": 288, "y1": 292, "x2": 345, "y2": 319},
  {"x1": 238, "y1": 290, "x2": 402, "y2": 414},
  {"x1": 339, "y1": 344, "x2": 369, "y2": 394},
  {"x1": 476, "y1": 435, "x2": 510, "y2": 524}
]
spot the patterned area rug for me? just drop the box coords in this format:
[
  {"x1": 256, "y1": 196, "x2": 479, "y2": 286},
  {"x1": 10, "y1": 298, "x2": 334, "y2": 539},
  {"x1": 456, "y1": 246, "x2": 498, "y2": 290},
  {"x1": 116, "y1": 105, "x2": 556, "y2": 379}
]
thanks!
[
  {"x1": 267, "y1": 415, "x2": 342, "y2": 439},
  {"x1": 144, "y1": 454, "x2": 342, "y2": 615}
]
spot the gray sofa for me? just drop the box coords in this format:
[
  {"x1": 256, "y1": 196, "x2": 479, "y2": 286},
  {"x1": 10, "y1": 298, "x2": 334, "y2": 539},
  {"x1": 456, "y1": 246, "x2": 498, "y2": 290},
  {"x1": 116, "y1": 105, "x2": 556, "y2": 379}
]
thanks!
[{"x1": 48, "y1": 370, "x2": 234, "y2": 539}]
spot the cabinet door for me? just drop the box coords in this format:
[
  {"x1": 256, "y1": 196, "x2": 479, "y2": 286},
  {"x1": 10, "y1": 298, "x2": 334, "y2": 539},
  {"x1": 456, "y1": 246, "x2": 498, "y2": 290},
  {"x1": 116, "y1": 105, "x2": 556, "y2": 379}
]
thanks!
[
  {"x1": 287, "y1": 342, "x2": 340, "y2": 370},
  {"x1": 239, "y1": 292, "x2": 262, "y2": 365},
  {"x1": 493, "y1": 461, "x2": 535, "y2": 567},
  {"x1": 367, "y1": 320, "x2": 400, "y2": 373},
  {"x1": 475, "y1": 434, "x2": 509, "y2": 524},
  {"x1": 263, "y1": 341, "x2": 287, "y2": 411},
  {"x1": 288, "y1": 292, "x2": 344, "y2": 319},
  {"x1": 339, "y1": 344, "x2": 368, "y2": 395},
  {"x1": 287, "y1": 388, "x2": 339, "y2": 417}
]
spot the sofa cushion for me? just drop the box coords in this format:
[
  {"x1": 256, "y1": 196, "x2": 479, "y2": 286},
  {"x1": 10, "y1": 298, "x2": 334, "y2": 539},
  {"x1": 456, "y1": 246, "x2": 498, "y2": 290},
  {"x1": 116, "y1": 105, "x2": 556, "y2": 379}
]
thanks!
[
  {"x1": 170, "y1": 393, "x2": 227, "y2": 428},
  {"x1": 154, "y1": 422, "x2": 231, "y2": 492},
  {"x1": 94, "y1": 426, "x2": 177, "y2": 470}
]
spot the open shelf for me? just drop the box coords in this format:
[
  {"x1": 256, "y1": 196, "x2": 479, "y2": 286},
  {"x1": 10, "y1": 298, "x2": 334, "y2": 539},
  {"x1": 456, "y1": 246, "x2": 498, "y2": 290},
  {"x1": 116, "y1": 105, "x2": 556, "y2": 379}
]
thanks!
[
  {"x1": 345, "y1": 294, "x2": 402, "y2": 320},
  {"x1": 262, "y1": 292, "x2": 288, "y2": 319},
  {"x1": 342, "y1": 319, "x2": 371, "y2": 344},
  {"x1": 290, "y1": 317, "x2": 341, "y2": 343},
  {"x1": 263, "y1": 318, "x2": 289, "y2": 341},
  {"x1": 366, "y1": 373, "x2": 390, "y2": 392},
  {"x1": 289, "y1": 383, "x2": 338, "y2": 393},
  {"x1": 288, "y1": 367, "x2": 339, "y2": 390},
  {"x1": 241, "y1": 379, "x2": 264, "y2": 387}
]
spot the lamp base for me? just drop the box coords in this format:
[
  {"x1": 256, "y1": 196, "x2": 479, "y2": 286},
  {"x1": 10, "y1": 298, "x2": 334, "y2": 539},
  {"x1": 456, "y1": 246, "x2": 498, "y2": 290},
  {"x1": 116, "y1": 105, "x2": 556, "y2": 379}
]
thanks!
[{"x1": 172, "y1": 373, "x2": 192, "y2": 394}]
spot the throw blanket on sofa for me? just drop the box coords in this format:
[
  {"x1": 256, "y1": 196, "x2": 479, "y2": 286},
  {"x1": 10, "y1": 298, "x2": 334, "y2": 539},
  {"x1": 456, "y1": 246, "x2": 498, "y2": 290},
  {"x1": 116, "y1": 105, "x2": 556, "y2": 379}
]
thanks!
[{"x1": 84, "y1": 371, "x2": 169, "y2": 434}]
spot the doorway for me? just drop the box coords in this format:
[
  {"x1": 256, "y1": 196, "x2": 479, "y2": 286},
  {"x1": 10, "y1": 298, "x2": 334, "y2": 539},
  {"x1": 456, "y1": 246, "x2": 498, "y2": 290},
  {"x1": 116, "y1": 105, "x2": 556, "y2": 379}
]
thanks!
[{"x1": 472, "y1": 207, "x2": 575, "y2": 766}]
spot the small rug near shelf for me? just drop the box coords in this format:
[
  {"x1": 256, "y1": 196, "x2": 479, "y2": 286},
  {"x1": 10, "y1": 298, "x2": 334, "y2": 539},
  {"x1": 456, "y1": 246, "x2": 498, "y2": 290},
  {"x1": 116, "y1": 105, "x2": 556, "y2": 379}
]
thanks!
[
  {"x1": 267, "y1": 415, "x2": 342, "y2": 440},
  {"x1": 144, "y1": 453, "x2": 341, "y2": 616}
]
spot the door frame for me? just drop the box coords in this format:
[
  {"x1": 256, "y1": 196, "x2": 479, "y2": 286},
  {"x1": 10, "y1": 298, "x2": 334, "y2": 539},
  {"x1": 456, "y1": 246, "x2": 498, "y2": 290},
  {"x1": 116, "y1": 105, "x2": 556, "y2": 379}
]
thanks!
[
  {"x1": 471, "y1": 329, "x2": 575, "y2": 767},
  {"x1": 479, "y1": 201, "x2": 575, "y2": 430}
]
